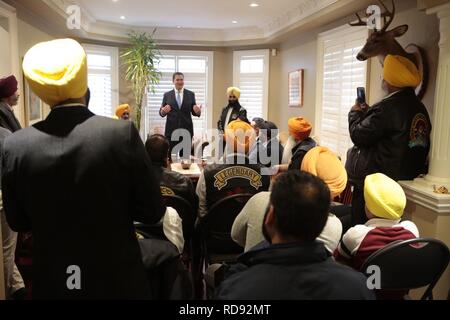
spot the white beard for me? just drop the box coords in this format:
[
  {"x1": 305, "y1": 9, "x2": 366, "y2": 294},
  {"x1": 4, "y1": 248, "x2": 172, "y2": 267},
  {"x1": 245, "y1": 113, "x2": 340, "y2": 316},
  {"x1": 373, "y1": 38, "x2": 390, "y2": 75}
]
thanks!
[{"x1": 282, "y1": 135, "x2": 296, "y2": 164}]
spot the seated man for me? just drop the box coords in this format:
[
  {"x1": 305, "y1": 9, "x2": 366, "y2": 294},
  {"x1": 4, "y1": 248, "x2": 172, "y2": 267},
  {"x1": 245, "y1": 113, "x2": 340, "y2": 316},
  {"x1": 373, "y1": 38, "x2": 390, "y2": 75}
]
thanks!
[
  {"x1": 334, "y1": 173, "x2": 419, "y2": 271},
  {"x1": 145, "y1": 134, "x2": 198, "y2": 210},
  {"x1": 196, "y1": 119, "x2": 270, "y2": 218},
  {"x1": 249, "y1": 120, "x2": 284, "y2": 167},
  {"x1": 216, "y1": 171, "x2": 374, "y2": 300},
  {"x1": 288, "y1": 117, "x2": 317, "y2": 170},
  {"x1": 232, "y1": 146, "x2": 345, "y2": 254}
]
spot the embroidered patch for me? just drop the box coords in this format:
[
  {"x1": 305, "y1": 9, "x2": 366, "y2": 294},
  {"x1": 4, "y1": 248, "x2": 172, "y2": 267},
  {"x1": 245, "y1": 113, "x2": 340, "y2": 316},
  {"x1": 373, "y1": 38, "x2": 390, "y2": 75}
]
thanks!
[
  {"x1": 214, "y1": 166, "x2": 263, "y2": 191},
  {"x1": 409, "y1": 113, "x2": 429, "y2": 148},
  {"x1": 160, "y1": 186, "x2": 175, "y2": 196}
]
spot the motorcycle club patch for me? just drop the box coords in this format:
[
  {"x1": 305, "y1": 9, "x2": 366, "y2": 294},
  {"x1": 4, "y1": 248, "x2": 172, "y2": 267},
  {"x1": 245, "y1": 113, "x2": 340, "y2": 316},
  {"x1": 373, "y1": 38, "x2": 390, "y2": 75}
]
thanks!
[
  {"x1": 160, "y1": 186, "x2": 175, "y2": 196},
  {"x1": 409, "y1": 113, "x2": 429, "y2": 148},
  {"x1": 214, "y1": 166, "x2": 263, "y2": 191}
]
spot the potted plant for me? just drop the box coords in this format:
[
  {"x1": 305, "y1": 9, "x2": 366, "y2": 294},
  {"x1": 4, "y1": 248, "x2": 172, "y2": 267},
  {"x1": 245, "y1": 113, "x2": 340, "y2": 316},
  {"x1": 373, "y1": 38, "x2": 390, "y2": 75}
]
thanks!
[{"x1": 121, "y1": 30, "x2": 161, "y2": 132}]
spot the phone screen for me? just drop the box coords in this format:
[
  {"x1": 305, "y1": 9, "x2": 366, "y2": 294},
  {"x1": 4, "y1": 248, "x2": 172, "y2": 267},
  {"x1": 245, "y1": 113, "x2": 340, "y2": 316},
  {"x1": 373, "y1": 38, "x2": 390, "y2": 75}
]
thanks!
[{"x1": 357, "y1": 87, "x2": 366, "y2": 104}]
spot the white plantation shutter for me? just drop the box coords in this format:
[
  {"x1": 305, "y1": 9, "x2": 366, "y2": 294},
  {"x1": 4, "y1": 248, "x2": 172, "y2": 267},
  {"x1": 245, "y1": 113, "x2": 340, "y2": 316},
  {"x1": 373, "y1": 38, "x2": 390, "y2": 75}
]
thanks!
[
  {"x1": 233, "y1": 50, "x2": 269, "y2": 121},
  {"x1": 145, "y1": 51, "x2": 212, "y2": 139},
  {"x1": 316, "y1": 26, "x2": 368, "y2": 162},
  {"x1": 83, "y1": 45, "x2": 119, "y2": 117}
]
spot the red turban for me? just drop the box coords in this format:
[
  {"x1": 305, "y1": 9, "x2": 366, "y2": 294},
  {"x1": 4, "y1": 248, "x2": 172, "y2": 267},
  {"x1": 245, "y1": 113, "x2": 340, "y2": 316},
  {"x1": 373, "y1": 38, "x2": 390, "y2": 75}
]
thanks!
[{"x1": 0, "y1": 75, "x2": 18, "y2": 99}]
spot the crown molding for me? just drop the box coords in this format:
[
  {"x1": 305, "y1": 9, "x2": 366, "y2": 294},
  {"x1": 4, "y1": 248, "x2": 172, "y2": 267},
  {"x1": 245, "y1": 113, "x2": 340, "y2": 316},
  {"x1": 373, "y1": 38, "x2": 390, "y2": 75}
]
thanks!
[
  {"x1": 38, "y1": 0, "x2": 340, "y2": 43},
  {"x1": 5, "y1": 0, "x2": 374, "y2": 46},
  {"x1": 260, "y1": 0, "x2": 338, "y2": 37}
]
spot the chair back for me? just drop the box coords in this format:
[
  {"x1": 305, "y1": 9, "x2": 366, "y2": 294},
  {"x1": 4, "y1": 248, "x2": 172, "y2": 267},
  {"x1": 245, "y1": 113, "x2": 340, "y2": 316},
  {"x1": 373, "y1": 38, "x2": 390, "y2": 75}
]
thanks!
[
  {"x1": 360, "y1": 238, "x2": 450, "y2": 300},
  {"x1": 201, "y1": 193, "x2": 253, "y2": 256},
  {"x1": 163, "y1": 194, "x2": 195, "y2": 242}
]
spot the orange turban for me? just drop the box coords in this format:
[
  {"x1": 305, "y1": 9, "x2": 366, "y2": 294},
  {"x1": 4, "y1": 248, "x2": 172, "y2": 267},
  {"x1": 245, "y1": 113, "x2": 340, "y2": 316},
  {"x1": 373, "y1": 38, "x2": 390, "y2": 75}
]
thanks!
[
  {"x1": 288, "y1": 117, "x2": 312, "y2": 141},
  {"x1": 225, "y1": 119, "x2": 255, "y2": 154},
  {"x1": 301, "y1": 146, "x2": 348, "y2": 199},
  {"x1": 383, "y1": 55, "x2": 421, "y2": 88},
  {"x1": 115, "y1": 104, "x2": 131, "y2": 118}
]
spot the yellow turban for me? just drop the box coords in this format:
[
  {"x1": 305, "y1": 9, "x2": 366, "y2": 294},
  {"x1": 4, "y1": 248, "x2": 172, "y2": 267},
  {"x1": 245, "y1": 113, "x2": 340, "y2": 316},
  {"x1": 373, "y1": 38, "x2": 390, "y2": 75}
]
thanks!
[
  {"x1": 23, "y1": 39, "x2": 88, "y2": 107},
  {"x1": 301, "y1": 146, "x2": 348, "y2": 199},
  {"x1": 225, "y1": 119, "x2": 255, "y2": 154},
  {"x1": 115, "y1": 104, "x2": 131, "y2": 118},
  {"x1": 288, "y1": 117, "x2": 312, "y2": 141},
  {"x1": 364, "y1": 173, "x2": 406, "y2": 220},
  {"x1": 383, "y1": 55, "x2": 421, "y2": 88},
  {"x1": 227, "y1": 87, "x2": 241, "y2": 99}
]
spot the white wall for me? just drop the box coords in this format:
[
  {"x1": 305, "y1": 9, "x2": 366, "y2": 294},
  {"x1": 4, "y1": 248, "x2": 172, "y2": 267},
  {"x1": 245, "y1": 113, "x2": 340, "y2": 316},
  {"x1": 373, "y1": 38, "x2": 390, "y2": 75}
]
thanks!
[{"x1": 0, "y1": 22, "x2": 11, "y2": 76}]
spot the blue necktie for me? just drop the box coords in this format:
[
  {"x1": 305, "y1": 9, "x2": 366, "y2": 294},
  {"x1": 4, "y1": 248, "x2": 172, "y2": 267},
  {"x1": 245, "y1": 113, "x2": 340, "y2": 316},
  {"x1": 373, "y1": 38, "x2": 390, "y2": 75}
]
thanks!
[{"x1": 176, "y1": 91, "x2": 182, "y2": 107}]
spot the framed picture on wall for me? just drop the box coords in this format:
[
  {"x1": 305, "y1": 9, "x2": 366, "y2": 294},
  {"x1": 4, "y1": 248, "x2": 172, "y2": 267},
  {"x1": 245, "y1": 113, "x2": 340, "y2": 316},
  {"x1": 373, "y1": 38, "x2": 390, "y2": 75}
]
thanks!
[
  {"x1": 288, "y1": 69, "x2": 304, "y2": 107},
  {"x1": 24, "y1": 80, "x2": 44, "y2": 126}
]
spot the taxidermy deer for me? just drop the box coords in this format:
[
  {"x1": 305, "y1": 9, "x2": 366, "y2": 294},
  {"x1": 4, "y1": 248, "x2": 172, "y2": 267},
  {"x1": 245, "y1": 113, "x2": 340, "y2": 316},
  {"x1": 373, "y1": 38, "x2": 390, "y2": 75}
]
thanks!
[{"x1": 349, "y1": 0, "x2": 428, "y2": 100}]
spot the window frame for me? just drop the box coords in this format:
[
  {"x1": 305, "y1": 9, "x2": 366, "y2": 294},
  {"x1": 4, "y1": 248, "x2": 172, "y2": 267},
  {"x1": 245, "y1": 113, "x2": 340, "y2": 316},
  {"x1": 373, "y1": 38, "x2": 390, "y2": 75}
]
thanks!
[
  {"x1": 82, "y1": 44, "x2": 119, "y2": 118},
  {"x1": 233, "y1": 49, "x2": 270, "y2": 121}
]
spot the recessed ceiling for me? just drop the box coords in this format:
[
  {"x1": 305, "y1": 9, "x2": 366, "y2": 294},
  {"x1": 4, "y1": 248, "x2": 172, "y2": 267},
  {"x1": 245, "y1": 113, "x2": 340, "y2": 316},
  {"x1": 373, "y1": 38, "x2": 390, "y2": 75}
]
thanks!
[
  {"x1": 6, "y1": 0, "x2": 375, "y2": 45},
  {"x1": 78, "y1": 0, "x2": 302, "y2": 29}
]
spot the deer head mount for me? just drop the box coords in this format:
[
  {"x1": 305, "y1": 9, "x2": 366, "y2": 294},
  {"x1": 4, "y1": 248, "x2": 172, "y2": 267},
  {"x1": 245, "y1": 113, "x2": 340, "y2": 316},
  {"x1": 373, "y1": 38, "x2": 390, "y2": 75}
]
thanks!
[{"x1": 349, "y1": 0, "x2": 428, "y2": 100}]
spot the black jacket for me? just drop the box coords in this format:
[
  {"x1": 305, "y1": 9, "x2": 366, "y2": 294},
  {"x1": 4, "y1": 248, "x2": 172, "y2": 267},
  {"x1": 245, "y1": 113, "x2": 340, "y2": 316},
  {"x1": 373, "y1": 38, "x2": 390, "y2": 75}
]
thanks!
[
  {"x1": 288, "y1": 137, "x2": 317, "y2": 171},
  {"x1": 215, "y1": 241, "x2": 375, "y2": 300},
  {"x1": 160, "y1": 89, "x2": 199, "y2": 140},
  {"x1": 0, "y1": 102, "x2": 21, "y2": 132},
  {"x1": 203, "y1": 154, "x2": 270, "y2": 209},
  {"x1": 348, "y1": 88, "x2": 431, "y2": 181},
  {"x1": 217, "y1": 103, "x2": 249, "y2": 133},
  {"x1": 1, "y1": 106, "x2": 166, "y2": 299},
  {"x1": 139, "y1": 238, "x2": 193, "y2": 300},
  {"x1": 153, "y1": 164, "x2": 198, "y2": 212}
]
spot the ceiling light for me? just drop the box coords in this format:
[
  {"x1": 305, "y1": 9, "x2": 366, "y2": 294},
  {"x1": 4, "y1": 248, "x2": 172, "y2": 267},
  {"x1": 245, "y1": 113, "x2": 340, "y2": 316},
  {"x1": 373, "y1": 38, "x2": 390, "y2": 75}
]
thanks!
[
  {"x1": 177, "y1": 26, "x2": 182, "y2": 28},
  {"x1": 112, "y1": 0, "x2": 119, "y2": 2},
  {"x1": 250, "y1": 3, "x2": 259, "y2": 7},
  {"x1": 120, "y1": 16, "x2": 126, "y2": 20},
  {"x1": 232, "y1": 20, "x2": 238, "y2": 24}
]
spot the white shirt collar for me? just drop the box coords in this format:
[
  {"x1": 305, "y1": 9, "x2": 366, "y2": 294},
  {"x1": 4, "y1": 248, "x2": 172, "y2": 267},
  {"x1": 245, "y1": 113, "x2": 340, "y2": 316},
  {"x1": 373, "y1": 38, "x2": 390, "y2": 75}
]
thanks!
[
  {"x1": 365, "y1": 218, "x2": 402, "y2": 228},
  {"x1": 174, "y1": 87, "x2": 184, "y2": 94}
]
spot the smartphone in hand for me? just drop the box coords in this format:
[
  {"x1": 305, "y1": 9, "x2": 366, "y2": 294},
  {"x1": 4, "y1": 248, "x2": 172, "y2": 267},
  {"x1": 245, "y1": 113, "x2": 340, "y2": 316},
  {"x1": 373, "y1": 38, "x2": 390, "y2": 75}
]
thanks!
[{"x1": 357, "y1": 87, "x2": 366, "y2": 105}]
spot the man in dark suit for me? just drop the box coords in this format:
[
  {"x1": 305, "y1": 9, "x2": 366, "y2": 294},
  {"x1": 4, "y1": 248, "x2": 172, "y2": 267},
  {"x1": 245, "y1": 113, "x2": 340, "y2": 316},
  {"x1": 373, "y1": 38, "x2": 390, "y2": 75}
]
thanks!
[
  {"x1": 0, "y1": 75, "x2": 22, "y2": 132},
  {"x1": 160, "y1": 72, "x2": 202, "y2": 159},
  {"x1": 2, "y1": 38, "x2": 166, "y2": 299}
]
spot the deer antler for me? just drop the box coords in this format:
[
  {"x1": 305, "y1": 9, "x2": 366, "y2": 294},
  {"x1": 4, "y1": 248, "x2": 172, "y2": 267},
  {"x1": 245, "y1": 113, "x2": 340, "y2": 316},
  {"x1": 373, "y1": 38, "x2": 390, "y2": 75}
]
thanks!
[
  {"x1": 349, "y1": 12, "x2": 367, "y2": 27},
  {"x1": 379, "y1": 0, "x2": 396, "y2": 33},
  {"x1": 349, "y1": 0, "x2": 396, "y2": 32}
]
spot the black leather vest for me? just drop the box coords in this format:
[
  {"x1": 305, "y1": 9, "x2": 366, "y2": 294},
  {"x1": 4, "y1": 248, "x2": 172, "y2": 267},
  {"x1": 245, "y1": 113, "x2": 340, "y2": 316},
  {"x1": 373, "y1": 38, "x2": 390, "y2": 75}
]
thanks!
[{"x1": 203, "y1": 155, "x2": 270, "y2": 209}]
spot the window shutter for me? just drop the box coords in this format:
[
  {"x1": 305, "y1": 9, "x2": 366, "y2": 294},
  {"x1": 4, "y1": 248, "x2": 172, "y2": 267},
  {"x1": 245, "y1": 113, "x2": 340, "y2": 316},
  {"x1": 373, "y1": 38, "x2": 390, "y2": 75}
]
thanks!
[
  {"x1": 83, "y1": 45, "x2": 119, "y2": 118},
  {"x1": 234, "y1": 50, "x2": 269, "y2": 121},
  {"x1": 317, "y1": 27, "x2": 368, "y2": 163}
]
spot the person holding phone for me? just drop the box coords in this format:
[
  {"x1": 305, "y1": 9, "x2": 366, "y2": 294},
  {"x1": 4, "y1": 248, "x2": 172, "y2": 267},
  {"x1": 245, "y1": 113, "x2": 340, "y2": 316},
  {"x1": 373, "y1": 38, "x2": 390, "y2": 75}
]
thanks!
[
  {"x1": 347, "y1": 55, "x2": 431, "y2": 225},
  {"x1": 160, "y1": 72, "x2": 202, "y2": 159}
]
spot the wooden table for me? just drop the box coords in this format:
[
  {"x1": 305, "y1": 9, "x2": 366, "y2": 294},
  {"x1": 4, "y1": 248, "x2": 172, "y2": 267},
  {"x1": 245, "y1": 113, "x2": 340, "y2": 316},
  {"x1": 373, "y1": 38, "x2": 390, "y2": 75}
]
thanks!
[{"x1": 170, "y1": 162, "x2": 202, "y2": 181}]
